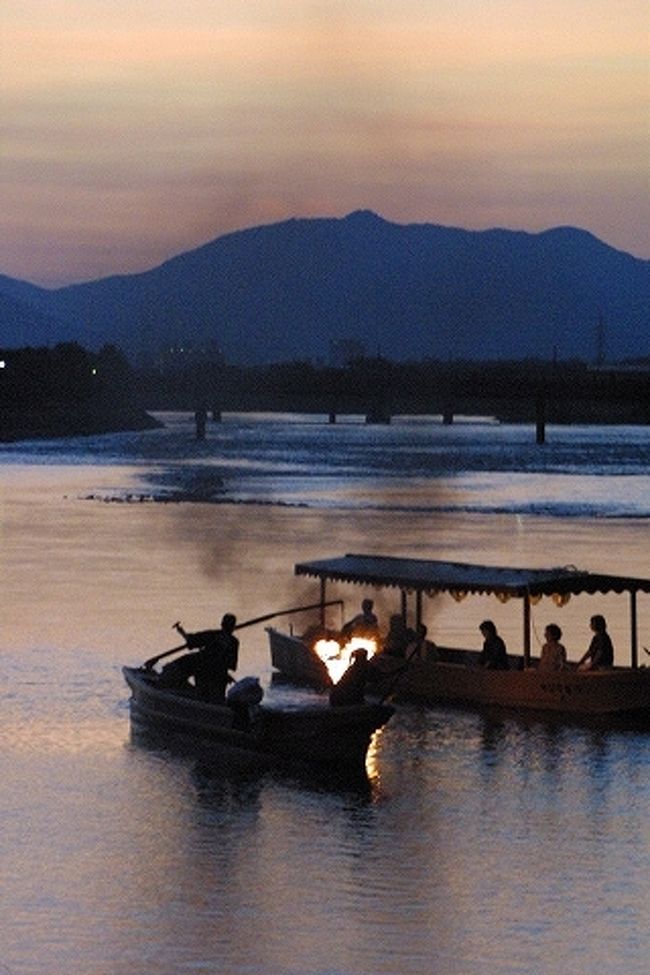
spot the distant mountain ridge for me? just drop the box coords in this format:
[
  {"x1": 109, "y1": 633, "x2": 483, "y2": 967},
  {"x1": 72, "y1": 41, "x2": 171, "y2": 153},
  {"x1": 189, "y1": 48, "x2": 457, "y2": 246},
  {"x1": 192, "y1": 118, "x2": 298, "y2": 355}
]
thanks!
[{"x1": 1, "y1": 211, "x2": 648, "y2": 364}]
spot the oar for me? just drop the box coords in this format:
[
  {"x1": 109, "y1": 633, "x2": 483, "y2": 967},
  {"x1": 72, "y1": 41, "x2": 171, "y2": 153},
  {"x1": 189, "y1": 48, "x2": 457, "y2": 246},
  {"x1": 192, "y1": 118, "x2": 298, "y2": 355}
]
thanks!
[{"x1": 142, "y1": 599, "x2": 343, "y2": 670}]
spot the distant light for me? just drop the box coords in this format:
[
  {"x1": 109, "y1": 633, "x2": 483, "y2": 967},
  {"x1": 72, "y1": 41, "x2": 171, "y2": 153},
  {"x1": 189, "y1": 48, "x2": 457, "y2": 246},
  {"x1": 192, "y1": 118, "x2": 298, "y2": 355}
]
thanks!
[
  {"x1": 0, "y1": 360, "x2": 5, "y2": 368},
  {"x1": 91, "y1": 367, "x2": 97, "y2": 375}
]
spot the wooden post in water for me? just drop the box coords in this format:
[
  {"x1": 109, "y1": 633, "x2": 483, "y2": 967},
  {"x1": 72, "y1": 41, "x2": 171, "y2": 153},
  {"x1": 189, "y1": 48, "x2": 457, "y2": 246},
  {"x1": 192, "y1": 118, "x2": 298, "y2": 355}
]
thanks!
[
  {"x1": 328, "y1": 411, "x2": 336, "y2": 424},
  {"x1": 442, "y1": 405, "x2": 454, "y2": 425}
]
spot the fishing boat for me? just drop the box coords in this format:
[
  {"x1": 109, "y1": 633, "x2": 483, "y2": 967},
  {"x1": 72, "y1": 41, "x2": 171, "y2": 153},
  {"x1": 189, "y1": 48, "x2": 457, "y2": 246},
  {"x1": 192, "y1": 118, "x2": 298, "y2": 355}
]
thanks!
[
  {"x1": 122, "y1": 664, "x2": 394, "y2": 776},
  {"x1": 268, "y1": 554, "x2": 650, "y2": 720}
]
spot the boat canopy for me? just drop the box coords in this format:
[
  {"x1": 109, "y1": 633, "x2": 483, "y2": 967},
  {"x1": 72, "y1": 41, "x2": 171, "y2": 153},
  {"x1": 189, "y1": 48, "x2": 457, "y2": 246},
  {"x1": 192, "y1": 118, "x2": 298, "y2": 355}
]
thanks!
[
  {"x1": 295, "y1": 554, "x2": 650, "y2": 598},
  {"x1": 295, "y1": 554, "x2": 650, "y2": 667}
]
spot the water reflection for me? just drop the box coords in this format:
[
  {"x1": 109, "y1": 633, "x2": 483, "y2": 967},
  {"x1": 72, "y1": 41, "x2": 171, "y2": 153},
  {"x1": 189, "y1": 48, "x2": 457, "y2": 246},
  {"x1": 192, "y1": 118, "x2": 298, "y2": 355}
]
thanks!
[
  {"x1": 119, "y1": 730, "x2": 397, "y2": 975},
  {"x1": 2, "y1": 424, "x2": 649, "y2": 975},
  {"x1": 129, "y1": 720, "x2": 377, "y2": 798}
]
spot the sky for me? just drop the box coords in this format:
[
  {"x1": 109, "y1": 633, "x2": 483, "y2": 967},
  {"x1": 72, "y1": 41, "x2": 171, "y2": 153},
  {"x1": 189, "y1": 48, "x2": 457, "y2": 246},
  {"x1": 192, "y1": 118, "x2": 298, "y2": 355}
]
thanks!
[{"x1": 2, "y1": 0, "x2": 649, "y2": 287}]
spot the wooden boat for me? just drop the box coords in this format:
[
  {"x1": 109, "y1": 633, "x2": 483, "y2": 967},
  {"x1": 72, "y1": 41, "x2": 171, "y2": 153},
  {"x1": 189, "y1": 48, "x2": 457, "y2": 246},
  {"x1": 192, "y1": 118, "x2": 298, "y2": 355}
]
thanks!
[
  {"x1": 268, "y1": 554, "x2": 650, "y2": 720},
  {"x1": 122, "y1": 665, "x2": 394, "y2": 776},
  {"x1": 268, "y1": 629, "x2": 333, "y2": 689}
]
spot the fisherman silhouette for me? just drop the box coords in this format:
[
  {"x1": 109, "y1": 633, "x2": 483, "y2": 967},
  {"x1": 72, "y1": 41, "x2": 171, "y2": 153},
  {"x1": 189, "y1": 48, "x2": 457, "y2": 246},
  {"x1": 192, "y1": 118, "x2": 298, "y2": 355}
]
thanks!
[
  {"x1": 329, "y1": 649, "x2": 369, "y2": 706},
  {"x1": 170, "y1": 613, "x2": 239, "y2": 702}
]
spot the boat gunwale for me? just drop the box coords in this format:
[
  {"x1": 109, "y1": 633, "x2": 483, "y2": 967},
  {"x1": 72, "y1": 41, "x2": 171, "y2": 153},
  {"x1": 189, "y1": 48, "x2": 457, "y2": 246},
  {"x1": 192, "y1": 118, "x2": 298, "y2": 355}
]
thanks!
[{"x1": 123, "y1": 665, "x2": 389, "y2": 721}]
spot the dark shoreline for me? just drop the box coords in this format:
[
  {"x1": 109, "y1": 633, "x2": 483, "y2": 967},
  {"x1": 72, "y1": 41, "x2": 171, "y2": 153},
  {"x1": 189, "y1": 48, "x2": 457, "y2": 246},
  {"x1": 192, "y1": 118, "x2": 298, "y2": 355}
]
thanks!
[{"x1": 0, "y1": 407, "x2": 163, "y2": 443}]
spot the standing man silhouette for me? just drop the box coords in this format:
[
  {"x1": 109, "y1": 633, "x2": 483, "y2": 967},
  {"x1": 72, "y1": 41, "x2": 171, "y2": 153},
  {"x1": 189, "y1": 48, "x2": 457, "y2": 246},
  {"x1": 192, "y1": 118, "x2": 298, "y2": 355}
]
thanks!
[{"x1": 174, "y1": 613, "x2": 239, "y2": 701}]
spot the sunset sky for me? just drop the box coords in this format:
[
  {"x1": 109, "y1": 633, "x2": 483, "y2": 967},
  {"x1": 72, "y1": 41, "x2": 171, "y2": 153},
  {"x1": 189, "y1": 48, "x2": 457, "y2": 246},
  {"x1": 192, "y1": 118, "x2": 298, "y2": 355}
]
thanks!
[{"x1": 2, "y1": 0, "x2": 648, "y2": 286}]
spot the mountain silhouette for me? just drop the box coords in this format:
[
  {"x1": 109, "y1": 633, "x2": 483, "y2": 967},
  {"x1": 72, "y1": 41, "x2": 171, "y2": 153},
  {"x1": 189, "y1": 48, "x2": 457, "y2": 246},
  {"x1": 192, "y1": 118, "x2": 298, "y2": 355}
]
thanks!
[
  {"x1": 0, "y1": 275, "x2": 71, "y2": 348},
  {"x1": 1, "y1": 211, "x2": 648, "y2": 364}
]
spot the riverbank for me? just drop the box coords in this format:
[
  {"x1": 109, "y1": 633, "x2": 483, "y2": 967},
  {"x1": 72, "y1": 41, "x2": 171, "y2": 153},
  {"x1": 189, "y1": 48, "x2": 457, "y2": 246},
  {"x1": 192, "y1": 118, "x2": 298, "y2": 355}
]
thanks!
[{"x1": 0, "y1": 404, "x2": 162, "y2": 442}]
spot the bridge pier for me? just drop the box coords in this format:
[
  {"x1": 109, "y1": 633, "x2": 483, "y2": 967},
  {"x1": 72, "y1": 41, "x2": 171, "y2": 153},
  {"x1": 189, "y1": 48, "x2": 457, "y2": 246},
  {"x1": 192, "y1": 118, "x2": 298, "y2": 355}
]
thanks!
[
  {"x1": 535, "y1": 395, "x2": 546, "y2": 444},
  {"x1": 365, "y1": 410, "x2": 391, "y2": 424},
  {"x1": 194, "y1": 407, "x2": 207, "y2": 440}
]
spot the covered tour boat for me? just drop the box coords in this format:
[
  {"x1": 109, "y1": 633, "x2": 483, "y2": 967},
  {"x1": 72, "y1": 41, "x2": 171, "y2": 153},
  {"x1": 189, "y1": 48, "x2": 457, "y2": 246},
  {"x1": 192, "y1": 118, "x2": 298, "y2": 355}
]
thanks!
[
  {"x1": 122, "y1": 664, "x2": 394, "y2": 776},
  {"x1": 268, "y1": 554, "x2": 650, "y2": 720}
]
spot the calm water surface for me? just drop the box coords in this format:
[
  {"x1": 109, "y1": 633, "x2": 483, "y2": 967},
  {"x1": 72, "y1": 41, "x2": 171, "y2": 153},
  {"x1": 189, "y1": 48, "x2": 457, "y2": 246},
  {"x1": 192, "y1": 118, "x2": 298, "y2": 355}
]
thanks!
[{"x1": 1, "y1": 415, "x2": 649, "y2": 975}]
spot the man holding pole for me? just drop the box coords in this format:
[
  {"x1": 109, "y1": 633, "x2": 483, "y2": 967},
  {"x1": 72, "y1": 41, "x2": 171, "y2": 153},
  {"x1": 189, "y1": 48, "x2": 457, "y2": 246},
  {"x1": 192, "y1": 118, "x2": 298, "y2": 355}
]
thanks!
[{"x1": 171, "y1": 613, "x2": 239, "y2": 702}]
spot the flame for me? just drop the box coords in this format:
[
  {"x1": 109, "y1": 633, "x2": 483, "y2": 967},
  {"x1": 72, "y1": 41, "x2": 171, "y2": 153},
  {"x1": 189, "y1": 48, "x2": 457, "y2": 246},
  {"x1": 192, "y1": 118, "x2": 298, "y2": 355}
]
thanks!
[{"x1": 313, "y1": 635, "x2": 377, "y2": 683}]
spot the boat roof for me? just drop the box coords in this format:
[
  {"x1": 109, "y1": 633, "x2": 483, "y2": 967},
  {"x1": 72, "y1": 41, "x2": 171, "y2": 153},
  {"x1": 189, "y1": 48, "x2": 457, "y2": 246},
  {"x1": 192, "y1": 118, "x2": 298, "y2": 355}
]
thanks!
[{"x1": 295, "y1": 554, "x2": 650, "y2": 598}]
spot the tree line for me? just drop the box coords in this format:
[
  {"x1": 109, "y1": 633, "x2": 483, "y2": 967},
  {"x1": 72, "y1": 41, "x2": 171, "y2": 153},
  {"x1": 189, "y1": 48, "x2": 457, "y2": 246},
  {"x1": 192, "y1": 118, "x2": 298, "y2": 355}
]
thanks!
[
  {"x1": 138, "y1": 355, "x2": 650, "y2": 424},
  {"x1": 2, "y1": 344, "x2": 649, "y2": 437},
  {"x1": 0, "y1": 342, "x2": 159, "y2": 440}
]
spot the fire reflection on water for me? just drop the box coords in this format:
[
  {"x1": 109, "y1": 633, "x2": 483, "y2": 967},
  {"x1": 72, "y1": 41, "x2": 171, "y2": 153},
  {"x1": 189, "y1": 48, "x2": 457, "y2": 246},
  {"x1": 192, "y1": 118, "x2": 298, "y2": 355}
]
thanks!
[
  {"x1": 313, "y1": 636, "x2": 378, "y2": 683},
  {"x1": 364, "y1": 723, "x2": 386, "y2": 783}
]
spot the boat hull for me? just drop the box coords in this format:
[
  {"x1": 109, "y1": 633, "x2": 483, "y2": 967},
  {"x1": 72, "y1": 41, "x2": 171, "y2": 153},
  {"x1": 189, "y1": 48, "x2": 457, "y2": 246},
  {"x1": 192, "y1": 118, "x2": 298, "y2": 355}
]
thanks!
[
  {"x1": 397, "y1": 656, "x2": 650, "y2": 717},
  {"x1": 123, "y1": 667, "x2": 392, "y2": 775},
  {"x1": 268, "y1": 627, "x2": 333, "y2": 688},
  {"x1": 267, "y1": 632, "x2": 650, "y2": 719}
]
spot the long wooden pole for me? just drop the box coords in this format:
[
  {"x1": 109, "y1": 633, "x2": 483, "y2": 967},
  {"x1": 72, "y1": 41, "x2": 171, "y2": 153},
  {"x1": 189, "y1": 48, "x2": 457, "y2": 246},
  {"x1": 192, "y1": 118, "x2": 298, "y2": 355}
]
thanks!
[
  {"x1": 232, "y1": 598, "x2": 343, "y2": 631},
  {"x1": 143, "y1": 599, "x2": 343, "y2": 669},
  {"x1": 143, "y1": 643, "x2": 188, "y2": 670}
]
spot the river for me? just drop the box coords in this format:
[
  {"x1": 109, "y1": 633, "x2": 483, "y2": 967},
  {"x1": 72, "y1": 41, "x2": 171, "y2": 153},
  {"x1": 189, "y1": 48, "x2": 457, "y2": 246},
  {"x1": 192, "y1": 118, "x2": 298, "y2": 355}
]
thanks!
[{"x1": 1, "y1": 413, "x2": 648, "y2": 975}]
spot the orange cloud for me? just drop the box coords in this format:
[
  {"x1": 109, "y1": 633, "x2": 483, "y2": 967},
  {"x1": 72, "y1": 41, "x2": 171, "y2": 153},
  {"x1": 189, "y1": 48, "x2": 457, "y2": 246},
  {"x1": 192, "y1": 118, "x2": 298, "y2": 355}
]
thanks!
[{"x1": 1, "y1": 0, "x2": 648, "y2": 283}]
